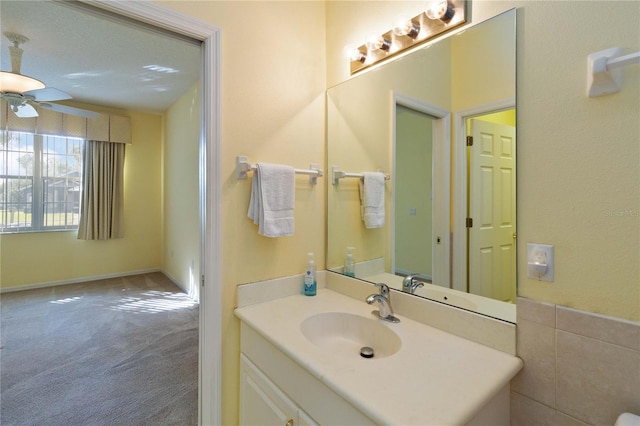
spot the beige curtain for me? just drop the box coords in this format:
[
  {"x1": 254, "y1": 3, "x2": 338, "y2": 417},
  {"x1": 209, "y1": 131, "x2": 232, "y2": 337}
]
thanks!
[{"x1": 77, "y1": 140, "x2": 125, "y2": 240}]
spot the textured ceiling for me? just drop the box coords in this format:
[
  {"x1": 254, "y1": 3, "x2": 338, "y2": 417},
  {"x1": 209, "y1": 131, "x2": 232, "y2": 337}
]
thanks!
[{"x1": 0, "y1": 1, "x2": 201, "y2": 114}]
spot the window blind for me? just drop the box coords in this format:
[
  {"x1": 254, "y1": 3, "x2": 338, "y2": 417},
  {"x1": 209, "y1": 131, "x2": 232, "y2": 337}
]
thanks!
[{"x1": 0, "y1": 101, "x2": 131, "y2": 144}]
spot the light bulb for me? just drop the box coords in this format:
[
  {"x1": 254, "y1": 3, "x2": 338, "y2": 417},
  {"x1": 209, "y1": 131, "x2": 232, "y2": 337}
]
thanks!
[
  {"x1": 343, "y1": 44, "x2": 366, "y2": 63},
  {"x1": 393, "y1": 15, "x2": 420, "y2": 38},
  {"x1": 426, "y1": 1, "x2": 455, "y2": 22},
  {"x1": 366, "y1": 33, "x2": 391, "y2": 52}
]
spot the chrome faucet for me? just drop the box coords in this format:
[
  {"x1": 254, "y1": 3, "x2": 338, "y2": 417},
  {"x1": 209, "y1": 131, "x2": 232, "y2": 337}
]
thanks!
[
  {"x1": 402, "y1": 274, "x2": 425, "y2": 294},
  {"x1": 366, "y1": 283, "x2": 400, "y2": 323}
]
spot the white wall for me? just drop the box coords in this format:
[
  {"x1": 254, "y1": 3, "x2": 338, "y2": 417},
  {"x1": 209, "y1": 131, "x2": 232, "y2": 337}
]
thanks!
[{"x1": 163, "y1": 82, "x2": 201, "y2": 301}]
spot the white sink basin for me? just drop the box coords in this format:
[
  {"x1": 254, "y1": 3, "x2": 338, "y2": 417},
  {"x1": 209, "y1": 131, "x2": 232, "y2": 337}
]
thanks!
[{"x1": 300, "y1": 312, "x2": 401, "y2": 359}]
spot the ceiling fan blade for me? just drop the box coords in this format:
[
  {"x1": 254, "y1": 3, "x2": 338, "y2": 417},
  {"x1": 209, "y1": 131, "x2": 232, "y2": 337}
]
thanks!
[
  {"x1": 24, "y1": 87, "x2": 72, "y2": 102},
  {"x1": 38, "y1": 102, "x2": 99, "y2": 119},
  {"x1": 13, "y1": 103, "x2": 39, "y2": 118}
]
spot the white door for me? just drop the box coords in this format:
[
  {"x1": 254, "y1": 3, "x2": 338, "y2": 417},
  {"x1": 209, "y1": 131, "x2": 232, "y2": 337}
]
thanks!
[
  {"x1": 468, "y1": 119, "x2": 516, "y2": 302},
  {"x1": 239, "y1": 355, "x2": 319, "y2": 426}
]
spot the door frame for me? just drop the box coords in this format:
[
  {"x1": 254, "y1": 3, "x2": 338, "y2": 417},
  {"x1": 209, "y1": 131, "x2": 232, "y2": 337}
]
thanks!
[
  {"x1": 452, "y1": 98, "x2": 515, "y2": 293},
  {"x1": 83, "y1": 2, "x2": 222, "y2": 424},
  {"x1": 391, "y1": 92, "x2": 450, "y2": 287}
]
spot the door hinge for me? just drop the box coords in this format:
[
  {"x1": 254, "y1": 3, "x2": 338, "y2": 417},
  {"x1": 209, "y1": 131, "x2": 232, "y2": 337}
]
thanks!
[
  {"x1": 466, "y1": 136, "x2": 473, "y2": 146},
  {"x1": 201, "y1": 275, "x2": 205, "y2": 287},
  {"x1": 466, "y1": 217, "x2": 473, "y2": 228}
]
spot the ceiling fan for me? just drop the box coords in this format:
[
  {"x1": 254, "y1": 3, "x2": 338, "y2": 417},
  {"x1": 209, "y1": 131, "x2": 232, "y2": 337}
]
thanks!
[{"x1": 0, "y1": 31, "x2": 98, "y2": 119}]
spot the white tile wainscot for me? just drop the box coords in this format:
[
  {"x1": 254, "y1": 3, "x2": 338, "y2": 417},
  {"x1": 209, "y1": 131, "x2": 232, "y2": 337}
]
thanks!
[
  {"x1": 511, "y1": 297, "x2": 640, "y2": 426},
  {"x1": 235, "y1": 271, "x2": 523, "y2": 425}
]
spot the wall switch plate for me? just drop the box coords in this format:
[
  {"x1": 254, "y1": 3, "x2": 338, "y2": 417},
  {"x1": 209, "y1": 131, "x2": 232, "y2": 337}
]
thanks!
[{"x1": 527, "y1": 243, "x2": 554, "y2": 282}]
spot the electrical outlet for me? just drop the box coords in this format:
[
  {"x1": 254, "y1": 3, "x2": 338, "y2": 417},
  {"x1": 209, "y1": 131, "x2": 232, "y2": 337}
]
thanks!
[{"x1": 527, "y1": 243, "x2": 554, "y2": 282}]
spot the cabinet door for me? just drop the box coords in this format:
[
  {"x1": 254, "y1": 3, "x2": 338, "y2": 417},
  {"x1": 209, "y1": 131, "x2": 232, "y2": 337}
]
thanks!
[
  {"x1": 297, "y1": 409, "x2": 318, "y2": 426},
  {"x1": 240, "y1": 355, "x2": 298, "y2": 426}
]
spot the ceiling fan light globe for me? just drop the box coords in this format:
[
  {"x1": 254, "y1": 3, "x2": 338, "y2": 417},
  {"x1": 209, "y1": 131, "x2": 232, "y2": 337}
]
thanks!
[
  {"x1": 3, "y1": 93, "x2": 25, "y2": 112},
  {"x1": 0, "y1": 71, "x2": 45, "y2": 94}
]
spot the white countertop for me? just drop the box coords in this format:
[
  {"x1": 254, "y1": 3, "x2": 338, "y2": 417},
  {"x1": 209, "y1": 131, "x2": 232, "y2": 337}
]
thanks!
[{"x1": 235, "y1": 288, "x2": 523, "y2": 425}]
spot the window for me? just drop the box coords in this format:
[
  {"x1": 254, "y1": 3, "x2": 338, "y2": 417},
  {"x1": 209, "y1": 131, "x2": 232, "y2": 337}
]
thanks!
[{"x1": 0, "y1": 131, "x2": 83, "y2": 233}]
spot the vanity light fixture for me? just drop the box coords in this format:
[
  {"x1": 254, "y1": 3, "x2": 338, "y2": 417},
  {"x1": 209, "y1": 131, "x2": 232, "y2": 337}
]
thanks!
[{"x1": 346, "y1": 0, "x2": 467, "y2": 75}]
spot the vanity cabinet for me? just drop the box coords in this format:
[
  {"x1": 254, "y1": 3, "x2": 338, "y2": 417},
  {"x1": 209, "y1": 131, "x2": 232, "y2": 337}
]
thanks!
[
  {"x1": 239, "y1": 322, "x2": 375, "y2": 425},
  {"x1": 240, "y1": 354, "x2": 317, "y2": 426},
  {"x1": 236, "y1": 288, "x2": 522, "y2": 425}
]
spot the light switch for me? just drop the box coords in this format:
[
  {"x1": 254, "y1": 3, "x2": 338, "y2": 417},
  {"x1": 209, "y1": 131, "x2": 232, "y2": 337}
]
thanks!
[
  {"x1": 527, "y1": 243, "x2": 554, "y2": 282},
  {"x1": 409, "y1": 208, "x2": 417, "y2": 216}
]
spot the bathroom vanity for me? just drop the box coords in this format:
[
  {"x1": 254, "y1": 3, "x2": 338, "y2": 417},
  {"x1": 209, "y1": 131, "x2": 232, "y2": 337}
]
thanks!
[{"x1": 235, "y1": 273, "x2": 523, "y2": 425}]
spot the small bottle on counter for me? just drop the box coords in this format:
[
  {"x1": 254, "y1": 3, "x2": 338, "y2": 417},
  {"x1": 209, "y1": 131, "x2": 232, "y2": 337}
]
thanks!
[
  {"x1": 304, "y1": 252, "x2": 317, "y2": 296},
  {"x1": 344, "y1": 247, "x2": 356, "y2": 277}
]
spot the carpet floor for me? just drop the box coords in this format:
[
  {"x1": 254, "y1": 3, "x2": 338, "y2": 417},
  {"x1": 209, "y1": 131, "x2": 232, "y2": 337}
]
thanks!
[{"x1": 1, "y1": 272, "x2": 198, "y2": 426}]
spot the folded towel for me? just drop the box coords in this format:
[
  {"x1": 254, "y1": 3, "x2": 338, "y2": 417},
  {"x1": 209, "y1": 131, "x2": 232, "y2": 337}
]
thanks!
[
  {"x1": 359, "y1": 171, "x2": 385, "y2": 229},
  {"x1": 247, "y1": 163, "x2": 295, "y2": 237}
]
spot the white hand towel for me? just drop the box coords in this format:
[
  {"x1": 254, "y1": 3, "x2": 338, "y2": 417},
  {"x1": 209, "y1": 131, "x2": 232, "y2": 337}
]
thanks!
[
  {"x1": 359, "y1": 171, "x2": 385, "y2": 229},
  {"x1": 247, "y1": 163, "x2": 295, "y2": 237}
]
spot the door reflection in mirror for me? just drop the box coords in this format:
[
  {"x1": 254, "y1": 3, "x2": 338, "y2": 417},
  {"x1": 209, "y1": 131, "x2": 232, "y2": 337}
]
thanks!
[{"x1": 467, "y1": 113, "x2": 516, "y2": 303}]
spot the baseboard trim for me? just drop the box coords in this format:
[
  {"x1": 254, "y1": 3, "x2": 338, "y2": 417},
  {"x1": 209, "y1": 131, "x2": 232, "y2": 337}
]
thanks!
[
  {"x1": 159, "y1": 269, "x2": 188, "y2": 294},
  {"x1": 0, "y1": 268, "x2": 162, "y2": 293}
]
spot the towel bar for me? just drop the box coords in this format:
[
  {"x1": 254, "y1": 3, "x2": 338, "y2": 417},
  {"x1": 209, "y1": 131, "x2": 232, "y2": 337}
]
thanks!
[
  {"x1": 587, "y1": 47, "x2": 640, "y2": 97},
  {"x1": 332, "y1": 165, "x2": 390, "y2": 185},
  {"x1": 237, "y1": 156, "x2": 323, "y2": 184}
]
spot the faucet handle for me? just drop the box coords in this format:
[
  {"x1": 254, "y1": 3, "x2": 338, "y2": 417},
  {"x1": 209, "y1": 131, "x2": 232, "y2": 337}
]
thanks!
[
  {"x1": 402, "y1": 275, "x2": 415, "y2": 292},
  {"x1": 375, "y1": 283, "x2": 390, "y2": 297}
]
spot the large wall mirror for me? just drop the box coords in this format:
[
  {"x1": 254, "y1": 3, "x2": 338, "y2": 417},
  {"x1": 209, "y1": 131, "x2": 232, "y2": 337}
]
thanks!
[{"x1": 326, "y1": 9, "x2": 516, "y2": 323}]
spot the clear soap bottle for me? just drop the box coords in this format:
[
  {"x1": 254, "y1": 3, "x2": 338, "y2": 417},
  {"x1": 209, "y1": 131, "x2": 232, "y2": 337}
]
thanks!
[
  {"x1": 344, "y1": 247, "x2": 356, "y2": 277},
  {"x1": 304, "y1": 252, "x2": 317, "y2": 296}
]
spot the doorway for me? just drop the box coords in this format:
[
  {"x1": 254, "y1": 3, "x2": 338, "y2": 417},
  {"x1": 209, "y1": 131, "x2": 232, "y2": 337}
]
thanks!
[
  {"x1": 0, "y1": 2, "x2": 222, "y2": 424},
  {"x1": 97, "y1": 4, "x2": 222, "y2": 424},
  {"x1": 394, "y1": 105, "x2": 435, "y2": 281},
  {"x1": 452, "y1": 101, "x2": 516, "y2": 303},
  {"x1": 391, "y1": 93, "x2": 450, "y2": 289},
  {"x1": 467, "y1": 113, "x2": 517, "y2": 302}
]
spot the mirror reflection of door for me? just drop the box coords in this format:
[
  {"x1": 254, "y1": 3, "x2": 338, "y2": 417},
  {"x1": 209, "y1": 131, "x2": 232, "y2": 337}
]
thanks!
[
  {"x1": 394, "y1": 105, "x2": 434, "y2": 284},
  {"x1": 467, "y1": 112, "x2": 517, "y2": 303}
]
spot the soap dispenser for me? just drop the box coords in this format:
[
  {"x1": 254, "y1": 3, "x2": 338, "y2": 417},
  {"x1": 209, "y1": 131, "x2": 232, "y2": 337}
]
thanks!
[
  {"x1": 344, "y1": 247, "x2": 356, "y2": 277},
  {"x1": 303, "y1": 252, "x2": 317, "y2": 296}
]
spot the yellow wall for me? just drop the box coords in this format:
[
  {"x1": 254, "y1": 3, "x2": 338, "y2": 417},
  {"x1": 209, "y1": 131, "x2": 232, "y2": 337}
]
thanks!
[
  {"x1": 163, "y1": 82, "x2": 201, "y2": 301},
  {"x1": 478, "y1": 110, "x2": 516, "y2": 127},
  {"x1": 451, "y1": 8, "x2": 516, "y2": 111},
  {"x1": 0, "y1": 108, "x2": 163, "y2": 289},
  {"x1": 154, "y1": 2, "x2": 327, "y2": 424},
  {"x1": 327, "y1": 1, "x2": 639, "y2": 322},
  {"x1": 466, "y1": 110, "x2": 516, "y2": 134},
  {"x1": 514, "y1": 1, "x2": 639, "y2": 321}
]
